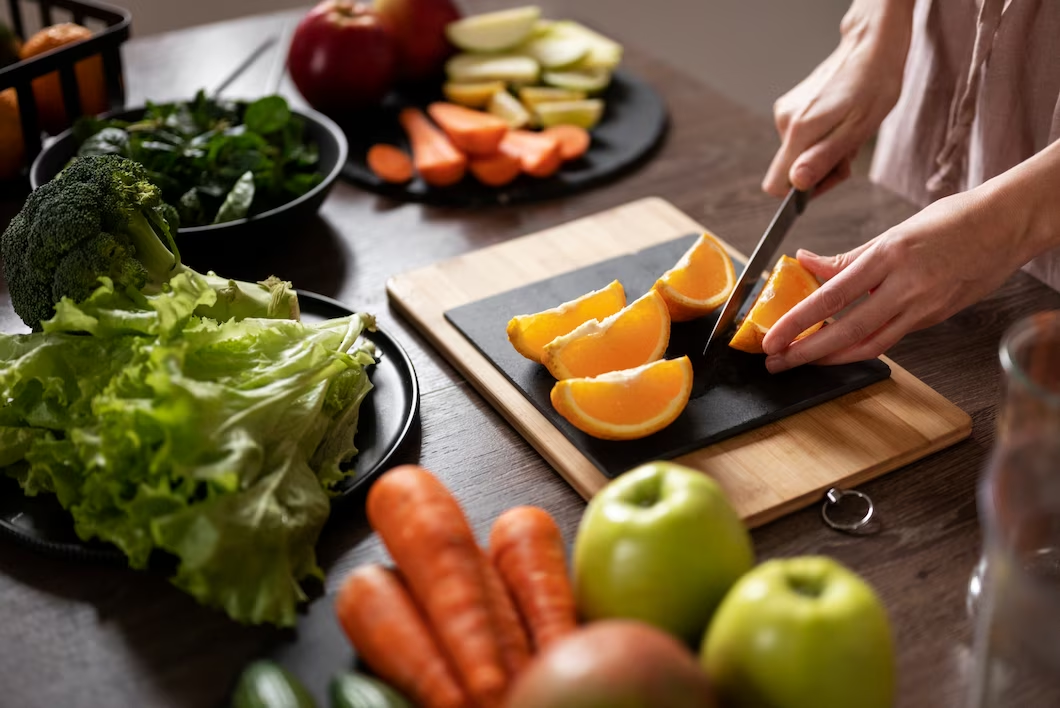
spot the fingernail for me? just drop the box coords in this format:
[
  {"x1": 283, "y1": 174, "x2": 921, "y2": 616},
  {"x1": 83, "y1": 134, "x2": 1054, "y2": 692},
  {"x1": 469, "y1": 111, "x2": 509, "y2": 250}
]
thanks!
[
  {"x1": 765, "y1": 355, "x2": 788, "y2": 374},
  {"x1": 796, "y1": 248, "x2": 820, "y2": 260}
]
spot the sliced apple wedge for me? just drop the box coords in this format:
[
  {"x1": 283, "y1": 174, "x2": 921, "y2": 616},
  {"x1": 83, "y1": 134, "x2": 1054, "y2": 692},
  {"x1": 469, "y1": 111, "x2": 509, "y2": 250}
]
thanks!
[
  {"x1": 549, "y1": 21, "x2": 623, "y2": 70},
  {"x1": 542, "y1": 68, "x2": 612, "y2": 94},
  {"x1": 447, "y1": 53, "x2": 541, "y2": 84},
  {"x1": 518, "y1": 33, "x2": 589, "y2": 69},
  {"x1": 443, "y1": 81, "x2": 507, "y2": 108},
  {"x1": 488, "y1": 90, "x2": 532, "y2": 129},
  {"x1": 518, "y1": 86, "x2": 588, "y2": 109},
  {"x1": 535, "y1": 99, "x2": 605, "y2": 129},
  {"x1": 446, "y1": 6, "x2": 541, "y2": 52}
]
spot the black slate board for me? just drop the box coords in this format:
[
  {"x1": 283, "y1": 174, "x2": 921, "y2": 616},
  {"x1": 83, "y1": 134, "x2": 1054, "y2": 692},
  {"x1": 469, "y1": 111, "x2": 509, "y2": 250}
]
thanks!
[
  {"x1": 338, "y1": 69, "x2": 668, "y2": 206},
  {"x1": 444, "y1": 234, "x2": 891, "y2": 477}
]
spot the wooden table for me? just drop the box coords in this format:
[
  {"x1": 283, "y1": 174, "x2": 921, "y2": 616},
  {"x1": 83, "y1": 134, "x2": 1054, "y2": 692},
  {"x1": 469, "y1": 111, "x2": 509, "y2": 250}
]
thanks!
[{"x1": 2, "y1": 5, "x2": 1058, "y2": 707}]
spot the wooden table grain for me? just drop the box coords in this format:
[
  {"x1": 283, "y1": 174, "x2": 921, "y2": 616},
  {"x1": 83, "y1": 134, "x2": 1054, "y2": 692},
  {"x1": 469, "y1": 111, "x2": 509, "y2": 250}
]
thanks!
[{"x1": 1, "y1": 5, "x2": 1059, "y2": 707}]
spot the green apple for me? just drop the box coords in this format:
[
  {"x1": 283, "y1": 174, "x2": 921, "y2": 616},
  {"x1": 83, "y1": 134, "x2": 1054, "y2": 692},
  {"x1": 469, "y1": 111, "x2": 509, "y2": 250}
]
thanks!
[
  {"x1": 573, "y1": 461, "x2": 754, "y2": 644},
  {"x1": 701, "y1": 556, "x2": 895, "y2": 708}
]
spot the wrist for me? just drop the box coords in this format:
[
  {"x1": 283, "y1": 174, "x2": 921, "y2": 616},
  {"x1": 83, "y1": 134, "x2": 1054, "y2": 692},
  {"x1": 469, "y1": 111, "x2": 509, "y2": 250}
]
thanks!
[
  {"x1": 981, "y1": 140, "x2": 1060, "y2": 267},
  {"x1": 840, "y1": 0, "x2": 915, "y2": 46}
]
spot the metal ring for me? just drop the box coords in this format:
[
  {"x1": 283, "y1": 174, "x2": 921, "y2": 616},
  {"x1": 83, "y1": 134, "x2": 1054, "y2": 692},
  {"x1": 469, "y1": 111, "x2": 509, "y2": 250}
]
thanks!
[{"x1": 821, "y1": 487, "x2": 874, "y2": 533}]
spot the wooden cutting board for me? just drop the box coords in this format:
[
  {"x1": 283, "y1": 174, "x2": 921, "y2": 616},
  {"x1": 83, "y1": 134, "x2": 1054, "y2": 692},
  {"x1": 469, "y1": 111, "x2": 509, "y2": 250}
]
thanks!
[{"x1": 387, "y1": 197, "x2": 972, "y2": 527}]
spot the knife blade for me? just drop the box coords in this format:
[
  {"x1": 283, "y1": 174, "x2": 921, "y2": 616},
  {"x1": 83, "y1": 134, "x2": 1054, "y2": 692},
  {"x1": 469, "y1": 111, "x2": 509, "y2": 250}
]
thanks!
[{"x1": 701, "y1": 187, "x2": 810, "y2": 363}]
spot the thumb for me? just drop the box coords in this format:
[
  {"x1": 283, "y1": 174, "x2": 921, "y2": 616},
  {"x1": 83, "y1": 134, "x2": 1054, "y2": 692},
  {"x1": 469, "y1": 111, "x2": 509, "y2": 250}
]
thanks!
[{"x1": 796, "y1": 243, "x2": 869, "y2": 281}]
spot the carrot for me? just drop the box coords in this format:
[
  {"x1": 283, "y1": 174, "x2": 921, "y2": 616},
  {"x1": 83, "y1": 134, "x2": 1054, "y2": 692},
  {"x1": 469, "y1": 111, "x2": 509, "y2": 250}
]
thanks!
[
  {"x1": 367, "y1": 144, "x2": 414, "y2": 184},
  {"x1": 498, "y1": 130, "x2": 563, "y2": 179},
  {"x1": 367, "y1": 465, "x2": 507, "y2": 708},
  {"x1": 542, "y1": 125, "x2": 591, "y2": 162},
  {"x1": 398, "y1": 107, "x2": 468, "y2": 187},
  {"x1": 336, "y1": 564, "x2": 471, "y2": 708},
  {"x1": 468, "y1": 150, "x2": 522, "y2": 188},
  {"x1": 480, "y1": 549, "x2": 532, "y2": 677},
  {"x1": 489, "y1": 506, "x2": 578, "y2": 651},
  {"x1": 427, "y1": 102, "x2": 509, "y2": 156}
]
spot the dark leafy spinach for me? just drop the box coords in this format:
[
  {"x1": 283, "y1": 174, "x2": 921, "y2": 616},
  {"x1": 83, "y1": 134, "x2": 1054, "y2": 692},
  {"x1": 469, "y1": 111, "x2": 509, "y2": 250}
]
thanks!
[{"x1": 72, "y1": 91, "x2": 324, "y2": 228}]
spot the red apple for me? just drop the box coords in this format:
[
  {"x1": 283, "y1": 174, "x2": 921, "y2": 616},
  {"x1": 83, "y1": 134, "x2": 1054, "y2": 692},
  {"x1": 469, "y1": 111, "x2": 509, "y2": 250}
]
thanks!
[
  {"x1": 287, "y1": 0, "x2": 397, "y2": 117},
  {"x1": 374, "y1": 0, "x2": 461, "y2": 84},
  {"x1": 506, "y1": 620, "x2": 719, "y2": 708}
]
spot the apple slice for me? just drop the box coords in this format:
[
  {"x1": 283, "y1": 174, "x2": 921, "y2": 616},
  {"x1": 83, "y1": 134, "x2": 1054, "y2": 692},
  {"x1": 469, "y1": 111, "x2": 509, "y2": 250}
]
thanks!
[
  {"x1": 535, "y1": 99, "x2": 605, "y2": 129},
  {"x1": 488, "y1": 90, "x2": 532, "y2": 129},
  {"x1": 447, "y1": 53, "x2": 541, "y2": 84},
  {"x1": 518, "y1": 34, "x2": 589, "y2": 70},
  {"x1": 443, "y1": 81, "x2": 507, "y2": 108},
  {"x1": 549, "y1": 21, "x2": 623, "y2": 70},
  {"x1": 518, "y1": 86, "x2": 587, "y2": 110},
  {"x1": 446, "y1": 6, "x2": 541, "y2": 52},
  {"x1": 542, "y1": 68, "x2": 612, "y2": 94}
]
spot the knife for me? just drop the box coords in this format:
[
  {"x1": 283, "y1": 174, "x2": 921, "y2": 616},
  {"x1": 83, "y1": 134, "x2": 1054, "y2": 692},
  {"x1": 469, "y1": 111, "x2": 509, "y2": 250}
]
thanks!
[{"x1": 700, "y1": 187, "x2": 811, "y2": 364}]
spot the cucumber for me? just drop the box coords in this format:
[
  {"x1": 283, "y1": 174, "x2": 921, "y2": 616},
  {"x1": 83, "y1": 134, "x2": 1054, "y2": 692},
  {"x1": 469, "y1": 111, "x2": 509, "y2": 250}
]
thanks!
[
  {"x1": 330, "y1": 672, "x2": 413, "y2": 708},
  {"x1": 232, "y1": 661, "x2": 316, "y2": 708}
]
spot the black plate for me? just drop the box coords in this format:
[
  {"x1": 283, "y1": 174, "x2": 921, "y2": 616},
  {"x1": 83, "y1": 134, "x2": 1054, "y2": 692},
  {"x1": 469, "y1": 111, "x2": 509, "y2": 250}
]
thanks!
[
  {"x1": 339, "y1": 69, "x2": 668, "y2": 206},
  {"x1": 444, "y1": 234, "x2": 891, "y2": 477},
  {"x1": 0, "y1": 292, "x2": 419, "y2": 563},
  {"x1": 28, "y1": 103, "x2": 349, "y2": 271}
]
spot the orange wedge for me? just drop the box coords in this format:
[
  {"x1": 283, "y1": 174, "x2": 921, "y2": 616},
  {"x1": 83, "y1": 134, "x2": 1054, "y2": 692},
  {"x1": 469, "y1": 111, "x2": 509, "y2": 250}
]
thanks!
[
  {"x1": 551, "y1": 356, "x2": 694, "y2": 440},
  {"x1": 653, "y1": 231, "x2": 737, "y2": 321},
  {"x1": 542, "y1": 290, "x2": 671, "y2": 380},
  {"x1": 507, "y1": 280, "x2": 627, "y2": 363},
  {"x1": 729, "y1": 255, "x2": 823, "y2": 353}
]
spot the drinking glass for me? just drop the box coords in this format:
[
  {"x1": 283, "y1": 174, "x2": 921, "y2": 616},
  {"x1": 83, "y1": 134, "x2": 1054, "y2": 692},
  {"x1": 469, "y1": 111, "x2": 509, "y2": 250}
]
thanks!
[{"x1": 966, "y1": 310, "x2": 1060, "y2": 708}]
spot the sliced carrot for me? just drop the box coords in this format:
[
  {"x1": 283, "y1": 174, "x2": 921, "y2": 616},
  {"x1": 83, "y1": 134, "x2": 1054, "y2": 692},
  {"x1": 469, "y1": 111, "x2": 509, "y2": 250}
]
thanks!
[
  {"x1": 398, "y1": 107, "x2": 468, "y2": 188},
  {"x1": 499, "y1": 130, "x2": 563, "y2": 179},
  {"x1": 469, "y1": 150, "x2": 522, "y2": 188},
  {"x1": 336, "y1": 564, "x2": 470, "y2": 708},
  {"x1": 367, "y1": 465, "x2": 507, "y2": 708},
  {"x1": 480, "y1": 549, "x2": 532, "y2": 678},
  {"x1": 367, "y1": 144, "x2": 414, "y2": 184},
  {"x1": 427, "y1": 102, "x2": 510, "y2": 156},
  {"x1": 489, "y1": 506, "x2": 578, "y2": 651},
  {"x1": 542, "y1": 125, "x2": 591, "y2": 162}
]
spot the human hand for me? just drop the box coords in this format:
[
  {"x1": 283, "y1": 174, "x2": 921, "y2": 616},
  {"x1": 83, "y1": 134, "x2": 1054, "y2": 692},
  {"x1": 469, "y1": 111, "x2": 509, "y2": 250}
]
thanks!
[
  {"x1": 762, "y1": 0, "x2": 914, "y2": 198},
  {"x1": 761, "y1": 188, "x2": 1031, "y2": 372}
]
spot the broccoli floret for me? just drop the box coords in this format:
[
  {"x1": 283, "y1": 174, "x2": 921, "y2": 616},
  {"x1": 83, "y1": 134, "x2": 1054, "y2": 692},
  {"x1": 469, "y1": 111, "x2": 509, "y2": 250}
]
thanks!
[{"x1": 1, "y1": 155, "x2": 298, "y2": 331}]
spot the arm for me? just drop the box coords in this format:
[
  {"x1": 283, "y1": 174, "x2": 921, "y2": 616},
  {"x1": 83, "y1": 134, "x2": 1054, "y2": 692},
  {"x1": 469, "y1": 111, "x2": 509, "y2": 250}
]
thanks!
[
  {"x1": 762, "y1": 0, "x2": 916, "y2": 197},
  {"x1": 761, "y1": 137, "x2": 1060, "y2": 372}
]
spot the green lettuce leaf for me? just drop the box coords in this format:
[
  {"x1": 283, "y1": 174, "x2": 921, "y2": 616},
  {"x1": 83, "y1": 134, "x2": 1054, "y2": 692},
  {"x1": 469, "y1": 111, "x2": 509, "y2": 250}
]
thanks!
[{"x1": 0, "y1": 284, "x2": 376, "y2": 626}]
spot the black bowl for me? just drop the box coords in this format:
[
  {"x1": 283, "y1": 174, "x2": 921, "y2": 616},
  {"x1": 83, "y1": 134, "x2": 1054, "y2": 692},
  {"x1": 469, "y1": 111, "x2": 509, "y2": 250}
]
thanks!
[{"x1": 30, "y1": 102, "x2": 348, "y2": 266}]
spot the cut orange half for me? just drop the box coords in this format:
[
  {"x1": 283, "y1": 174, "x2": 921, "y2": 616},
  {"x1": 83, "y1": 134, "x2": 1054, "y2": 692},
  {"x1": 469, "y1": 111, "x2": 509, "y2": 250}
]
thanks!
[
  {"x1": 507, "y1": 280, "x2": 627, "y2": 363},
  {"x1": 550, "y1": 356, "x2": 694, "y2": 440},
  {"x1": 542, "y1": 290, "x2": 671, "y2": 380},
  {"x1": 729, "y1": 255, "x2": 823, "y2": 354},
  {"x1": 653, "y1": 231, "x2": 737, "y2": 321}
]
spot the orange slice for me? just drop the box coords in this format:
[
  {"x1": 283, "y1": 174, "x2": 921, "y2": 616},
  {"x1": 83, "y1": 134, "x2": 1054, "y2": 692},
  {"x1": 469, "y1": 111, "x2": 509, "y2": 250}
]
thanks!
[
  {"x1": 551, "y1": 356, "x2": 694, "y2": 440},
  {"x1": 729, "y1": 255, "x2": 823, "y2": 353},
  {"x1": 653, "y1": 231, "x2": 737, "y2": 321},
  {"x1": 507, "y1": 280, "x2": 627, "y2": 363},
  {"x1": 542, "y1": 290, "x2": 671, "y2": 380}
]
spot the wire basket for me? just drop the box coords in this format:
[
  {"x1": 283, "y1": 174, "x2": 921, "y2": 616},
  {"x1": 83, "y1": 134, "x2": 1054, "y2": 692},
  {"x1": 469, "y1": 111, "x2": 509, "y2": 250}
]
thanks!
[{"x1": 1, "y1": 0, "x2": 130, "y2": 167}]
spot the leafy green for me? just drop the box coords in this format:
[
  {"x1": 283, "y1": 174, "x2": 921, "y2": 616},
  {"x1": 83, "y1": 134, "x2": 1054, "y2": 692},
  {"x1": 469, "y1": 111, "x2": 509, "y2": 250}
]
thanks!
[
  {"x1": 0, "y1": 275, "x2": 376, "y2": 626},
  {"x1": 72, "y1": 91, "x2": 323, "y2": 227}
]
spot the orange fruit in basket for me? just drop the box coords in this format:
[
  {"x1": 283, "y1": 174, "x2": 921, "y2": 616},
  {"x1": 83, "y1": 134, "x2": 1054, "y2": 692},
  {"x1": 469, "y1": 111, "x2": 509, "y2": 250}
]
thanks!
[
  {"x1": 551, "y1": 356, "x2": 694, "y2": 440},
  {"x1": 507, "y1": 280, "x2": 627, "y2": 363},
  {"x1": 0, "y1": 89, "x2": 24, "y2": 180},
  {"x1": 653, "y1": 231, "x2": 737, "y2": 321},
  {"x1": 20, "y1": 23, "x2": 108, "y2": 135},
  {"x1": 729, "y1": 255, "x2": 823, "y2": 354},
  {"x1": 543, "y1": 290, "x2": 671, "y2": 380}
]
